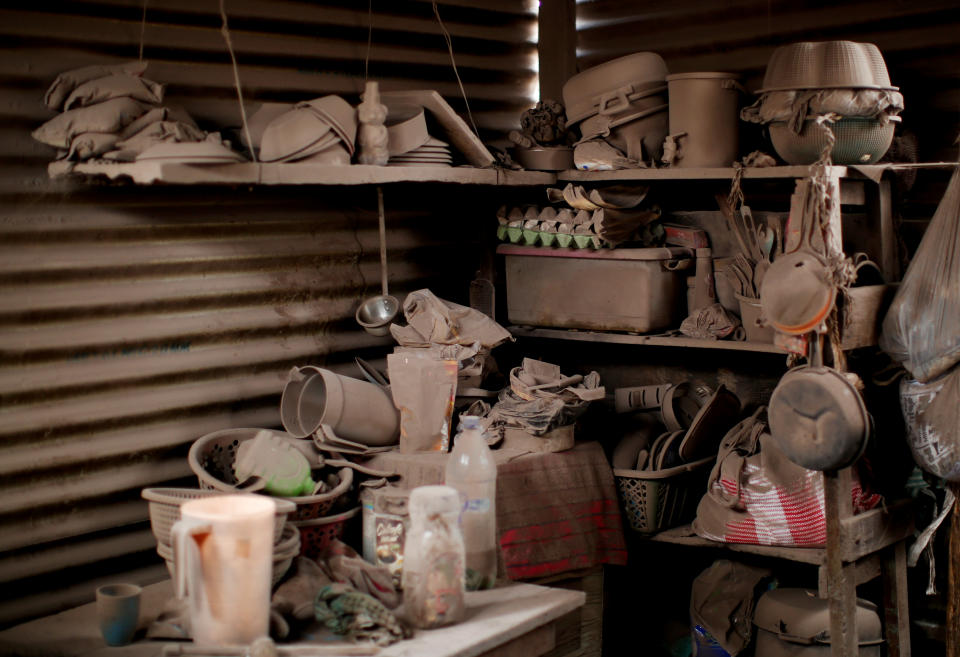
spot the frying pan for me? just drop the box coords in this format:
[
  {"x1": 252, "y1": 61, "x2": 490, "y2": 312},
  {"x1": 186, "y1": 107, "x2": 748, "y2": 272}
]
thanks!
[{"x1": 768, "y1": 336, "x2": 870, "y2": 470}]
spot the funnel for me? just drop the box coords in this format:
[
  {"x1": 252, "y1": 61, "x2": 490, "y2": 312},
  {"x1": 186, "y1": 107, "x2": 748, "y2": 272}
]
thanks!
[{"x1": 356, "y1": 186, "x2": 399, "y2": 336}]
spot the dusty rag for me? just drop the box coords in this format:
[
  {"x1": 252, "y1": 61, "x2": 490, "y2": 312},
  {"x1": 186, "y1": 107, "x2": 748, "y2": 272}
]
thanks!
[{"x1": 313, "y1": 583, "x2": 410, "y2": 646}]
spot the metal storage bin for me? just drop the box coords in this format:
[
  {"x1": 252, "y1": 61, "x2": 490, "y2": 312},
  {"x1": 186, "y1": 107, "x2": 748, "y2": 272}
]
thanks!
[{"x1": 499, "y1": 244, "x2": 693, "y2": 333}]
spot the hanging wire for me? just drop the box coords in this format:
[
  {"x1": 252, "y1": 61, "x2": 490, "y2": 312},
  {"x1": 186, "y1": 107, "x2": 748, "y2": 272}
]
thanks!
[
  {"x1": 138, "y1": 0, "x2": 149, "y2": 61},
  {"x1": 365, "y1": 0, "x2": 373, "y2": 82},
  {"x1": 219, "y1": 0, "x2": 257, "y2": 162},
  {"x1": 432, "y1": 0, "x2": 481, "y2": 140}
]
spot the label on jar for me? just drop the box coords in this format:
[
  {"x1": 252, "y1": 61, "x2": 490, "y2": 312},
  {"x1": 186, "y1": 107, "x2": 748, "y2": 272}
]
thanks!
[
  {"x1": 374, "y1": 517, "x2": 405, "y2": 583},
  {"x1": 464, "y1": 498, "x2": 490, "y2": 513}
]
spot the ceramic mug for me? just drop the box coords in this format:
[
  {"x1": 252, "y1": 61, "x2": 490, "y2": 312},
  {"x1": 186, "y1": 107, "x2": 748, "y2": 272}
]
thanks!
[
  {"x1": 171, "y1": 494, "x2": 275, "y2": 646},
  {"x1": 95, "y1": 582, "x2": 141, "y2": 646}
]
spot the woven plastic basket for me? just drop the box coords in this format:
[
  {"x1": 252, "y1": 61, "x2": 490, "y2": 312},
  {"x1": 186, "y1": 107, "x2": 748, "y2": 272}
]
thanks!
[
  {"x1": 141, "y1": 487, "x2": 295, "y2": 546},
  {"x1": 613, "y1": 456, "x2": 713, "y2": 534},
  {"x1": 187, "y1": 428, "x2": 353, "y2": 521},
  {"x1": 156, "y1": 523, "x2": 300, "y2": 587},
  {"x1": 291, "y1": 506, "x2": 361, "y2": 559}
]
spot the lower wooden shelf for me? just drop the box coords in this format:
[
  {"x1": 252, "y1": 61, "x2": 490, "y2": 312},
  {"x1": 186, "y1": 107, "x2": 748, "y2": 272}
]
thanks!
[{"x1": 508, "y1": 325, "x2": 788, "y2": 354}]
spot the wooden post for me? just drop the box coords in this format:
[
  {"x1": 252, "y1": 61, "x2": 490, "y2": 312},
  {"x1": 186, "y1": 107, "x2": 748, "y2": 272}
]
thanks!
[
  {"x1": 949, "y1": 483, "x2": 960, "y2": 657},
  {"x1": 537, "y1": 0, "x2": 577, "y2": 104},
  {"x1": 825, "y1": 467, "x2": 858, "y2": 657},
  {"x1": 881, "y1": 541, "x2": 911, "y2": 657}
]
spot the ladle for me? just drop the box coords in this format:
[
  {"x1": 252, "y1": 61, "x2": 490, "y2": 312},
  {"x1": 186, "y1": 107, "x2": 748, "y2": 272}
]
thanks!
[{"x1": 355, "y1": 186, "x2": 400, "y2": 336}]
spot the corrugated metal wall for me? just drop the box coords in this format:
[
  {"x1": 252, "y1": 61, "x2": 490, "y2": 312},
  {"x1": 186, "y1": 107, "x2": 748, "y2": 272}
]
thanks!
[{"x1": 0, "y1": 1, "x2": 537, "y2": 626}]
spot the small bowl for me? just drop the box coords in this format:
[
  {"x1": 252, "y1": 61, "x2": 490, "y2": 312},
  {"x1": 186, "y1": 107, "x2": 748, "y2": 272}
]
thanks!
[
  {"x1": 386, "y1": 106, "x2": 430, "y2": 157},
  {"x1": 513, "y1": 146, "x2": 574, "y2": 171},
  {"x1": 759, "y1": 41, "x2": 896, "y2": 92},
  {"x1": 355, "y1": 294, "x2": 400, "y2": 336}
]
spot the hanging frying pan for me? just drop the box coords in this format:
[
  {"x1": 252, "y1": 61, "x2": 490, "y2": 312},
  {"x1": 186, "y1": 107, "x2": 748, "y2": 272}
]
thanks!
[{"x1": 768, "y1": 336, "x2": 870, "y2": 471}]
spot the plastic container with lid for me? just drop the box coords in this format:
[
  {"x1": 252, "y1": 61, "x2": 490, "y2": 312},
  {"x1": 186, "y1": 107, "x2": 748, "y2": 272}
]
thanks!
[
  {"x1": 445, "y1": 416, "x2": 498, "y2": 590},
  {"x1": 401, "y1": 485, "x2": 466, "y2": 629}
]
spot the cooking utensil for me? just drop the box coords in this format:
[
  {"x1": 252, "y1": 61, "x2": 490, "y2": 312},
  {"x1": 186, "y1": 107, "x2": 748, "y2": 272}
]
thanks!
[
  {"x1": 356, "y1": 187, "x2": 400, "y2": 336},
  {"x1": 768, "y1": 335, "x2": 871, "y2": 470}
]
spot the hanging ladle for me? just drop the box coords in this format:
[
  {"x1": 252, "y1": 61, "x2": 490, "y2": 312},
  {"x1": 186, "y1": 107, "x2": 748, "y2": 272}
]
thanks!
[{"x1": 355, "y1": 186, "x2": 400, "y2": 336}]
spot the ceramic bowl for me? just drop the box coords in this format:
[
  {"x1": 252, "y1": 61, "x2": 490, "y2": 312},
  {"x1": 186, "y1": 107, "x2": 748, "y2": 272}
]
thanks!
[
  {"x1": 758, "y1": 41, "x2": 896, "y2": 92},
  {"x1": 301, "y1": 96, "x2": 358, "y2": 155},
  {"x1": 513, "y1": 146, "x2": 574, "y2": 171},
  {"x1": 260, "y1": 107, "x2": 334, "y2": 162},
  {"x1": 563, "y1": 51, "x2": 668, "y2": 124},
  {"x1": 386, "y1": 106, "x2": 430, "y2": 156}
]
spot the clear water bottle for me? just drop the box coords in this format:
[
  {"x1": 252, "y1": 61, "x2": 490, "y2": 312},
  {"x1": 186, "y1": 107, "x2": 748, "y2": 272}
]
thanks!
[
  {"x1": 445, "y1": 415, "x2": 498, "y2": 590},
  {"x1": 402, "y1": 485, "x2": 465, "y2": 628}
]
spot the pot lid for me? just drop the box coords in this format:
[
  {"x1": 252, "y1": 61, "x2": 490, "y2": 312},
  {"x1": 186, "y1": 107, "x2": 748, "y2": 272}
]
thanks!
[{"x1": 754, "y1": 588, "x2": 882, "y2": 645}]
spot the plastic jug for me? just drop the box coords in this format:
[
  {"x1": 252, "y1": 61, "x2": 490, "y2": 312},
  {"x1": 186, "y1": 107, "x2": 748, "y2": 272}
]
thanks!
[
  {"x1": 444, "y1": 415, "x2": 498, "y2": 590},
  {"x1": 171, "y1": 495, "x2": 275, "y2": 646}
]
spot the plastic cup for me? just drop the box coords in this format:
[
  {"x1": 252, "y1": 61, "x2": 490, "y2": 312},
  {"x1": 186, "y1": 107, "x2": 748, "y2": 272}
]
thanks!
[{"x1": 95, "y1": 583, "x2": 141, "y2": 646}]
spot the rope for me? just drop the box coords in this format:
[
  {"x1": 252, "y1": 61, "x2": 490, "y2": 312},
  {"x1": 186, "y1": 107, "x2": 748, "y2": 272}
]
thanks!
[
  {"x1": 219, "y1": 0, "x2": 257, "y2": 162},
  {"x1": 365, "y1": 0, "x2": 373, "y2": 82},
  {"x1": 138, "y1": 0, "x2": 148, "y2": 62},
  {"x1": 432, "y1": 1, "x2": 481, "y2": 140}
]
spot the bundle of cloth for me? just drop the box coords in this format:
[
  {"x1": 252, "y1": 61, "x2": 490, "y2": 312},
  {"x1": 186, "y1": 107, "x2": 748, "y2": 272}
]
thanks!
[{"x1": 32, "y1": 60, "x2": 229, "y2": 162}]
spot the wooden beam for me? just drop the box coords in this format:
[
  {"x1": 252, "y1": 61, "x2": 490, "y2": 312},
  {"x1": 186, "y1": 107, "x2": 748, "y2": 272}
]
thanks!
[
  {"x1": 825, "y1": 467, "x2": 858, "y2": 657},
  {"x1": 839, "y1": 498, "x2": 916, "y2": 563},
  {"x1": 882, "y1": 542, "x2": 912, "y2": 657},
  {"x1": 537, "y1": 0, "x2": 577, "y2": 104}
]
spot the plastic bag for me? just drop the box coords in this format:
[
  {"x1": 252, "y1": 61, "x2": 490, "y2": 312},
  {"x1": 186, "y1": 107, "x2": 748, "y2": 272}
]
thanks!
[
  {"x1": 880, "y1": 166, "x2": 960, "y2": 382},
  {"x1": 900, "y1": 367, "x2": 960, "y2": 481}
]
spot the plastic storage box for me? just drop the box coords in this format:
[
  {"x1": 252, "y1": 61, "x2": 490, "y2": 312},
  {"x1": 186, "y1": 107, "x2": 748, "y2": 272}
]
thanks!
[{"x1": 499, "y1": 244, "x2": 693, "y2": 333}]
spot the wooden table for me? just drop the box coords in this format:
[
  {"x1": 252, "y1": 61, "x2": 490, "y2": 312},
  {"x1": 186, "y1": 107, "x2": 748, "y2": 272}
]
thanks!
[{"x1": 0, "y1": 581, "x2": 584, "y2": 657}]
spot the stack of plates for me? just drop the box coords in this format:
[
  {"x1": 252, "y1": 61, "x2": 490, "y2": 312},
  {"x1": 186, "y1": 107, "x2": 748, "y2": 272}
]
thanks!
[
  {"x1": 136, "y1": 140, "x2": 246, "y2": 164},
  {"x1": 388, "y1": 136, "x2": 452, "y2": 167}
]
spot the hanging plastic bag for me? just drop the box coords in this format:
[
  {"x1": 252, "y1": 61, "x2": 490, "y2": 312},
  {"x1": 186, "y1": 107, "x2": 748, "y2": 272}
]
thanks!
[{"x1": 880, "y1": 166, "x2": 960, "y2": 382}]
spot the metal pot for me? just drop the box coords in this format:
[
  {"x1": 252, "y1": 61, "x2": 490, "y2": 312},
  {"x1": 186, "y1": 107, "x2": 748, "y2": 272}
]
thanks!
[{"x1": 768, "y1": 337, "x2": 870, "y2": 470}]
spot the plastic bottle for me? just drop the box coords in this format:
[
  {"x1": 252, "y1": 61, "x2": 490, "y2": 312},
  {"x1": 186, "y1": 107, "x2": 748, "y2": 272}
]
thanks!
[
  {"x1": 444, "y1": 415, "x2": 498, "y2": 590},
  {"x1": 401, "y1": 485, "x2": 465, "y2": 628}
]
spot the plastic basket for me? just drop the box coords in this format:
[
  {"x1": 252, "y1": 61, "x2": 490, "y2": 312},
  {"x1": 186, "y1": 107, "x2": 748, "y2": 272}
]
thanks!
[
  {"x1": 613, "y1": 456, "x2": 713, "y2": 534},
  {"x1": 187, "y1": 428, "x2": 353, "y2": 521},
  {"x1": 291, "y1": 506, "x2": 361, "y2": 559},
  {"x1": 141, "y1": 487, "x2": 295, "y2": 546},
  {"x1": 157, "y1": 524, "x2": 300, "y2": 588}
]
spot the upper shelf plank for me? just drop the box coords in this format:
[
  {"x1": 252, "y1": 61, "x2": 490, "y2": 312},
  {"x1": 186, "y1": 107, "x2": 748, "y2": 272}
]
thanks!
[
  {"x1": 508, "y1": 325, "x2": 788, "y2": 354},
  {"x1": 50, "y1": 161, "x2": 556, "y2": 186}
]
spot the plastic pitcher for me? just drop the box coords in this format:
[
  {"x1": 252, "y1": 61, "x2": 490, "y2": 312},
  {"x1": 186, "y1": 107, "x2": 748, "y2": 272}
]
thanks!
[{"x1": 171, "y1": 495, "x2": 275, "y2": 646}]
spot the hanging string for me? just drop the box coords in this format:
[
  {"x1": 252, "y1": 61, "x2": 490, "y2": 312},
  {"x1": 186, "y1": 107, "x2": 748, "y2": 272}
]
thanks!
[
  {"x1": 432, "y1": 0, "x2": 481, "y2": 140},
  {"x1": 219, "y1": 0, "x2": 257, "y2": 162},
  {"x1": 365, "y1": 0, "x2": 373, "y2": 82},
  {"x1": 138, "y1": 0, "x2": 149, "y2": 62}
]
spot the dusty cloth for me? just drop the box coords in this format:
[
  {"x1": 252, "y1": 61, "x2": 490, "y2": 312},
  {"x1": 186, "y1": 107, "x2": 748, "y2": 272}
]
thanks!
[
  {"x1": 741, "y1": 150, "x2": 777, "y2": 168},
  {"x1": 313, "y1": 583, "x2": 410, "y2": 646},
  {"x1": 33, "y1": 97, "x2": 153, "y2": 149},
  {"x1": 44, "y1": 60, "x2": 148, "y2": 110},
  {"x1": 365, "y1": 441, "x2": 628, "y2": 581},
  {"x1": 390, "y1": 289, "x2": 512, "y2": 350},
  {"x1": 63, "y1": 73, "x2": 164, "y2": 110},
  {"x1": 572, "y1": 139, "x2": 643, "y2": 170},
  {"x1": 680, "y1": 303, "x2": 741, "y2": 340},
  {"x1": 468, "y1": 359, "x2": 603, "y2": 437},
  {"x1": 741, "y1": 88, "x2": 904, "y2": 133},
  {"x1": 690, "y1": 560, "x2": 771, "y2": 656},
  {"x1": 272, "y1": 557, "x2": 334, "y2": 623},
  {"x1": 66, "y1": 132, "x2": 119, "y2": 161},
  {"x1": 318, "y1": 540, "x2": 401, "y2": 609}
]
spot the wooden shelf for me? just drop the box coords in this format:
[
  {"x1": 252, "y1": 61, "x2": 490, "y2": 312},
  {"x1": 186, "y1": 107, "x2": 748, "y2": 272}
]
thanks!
[
  {"x1": 49, "y1": 160, "x2": 556, "y2": 186},
  {"x1": 507, "y1": 325, "x2": 788, "y2": 354}
]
